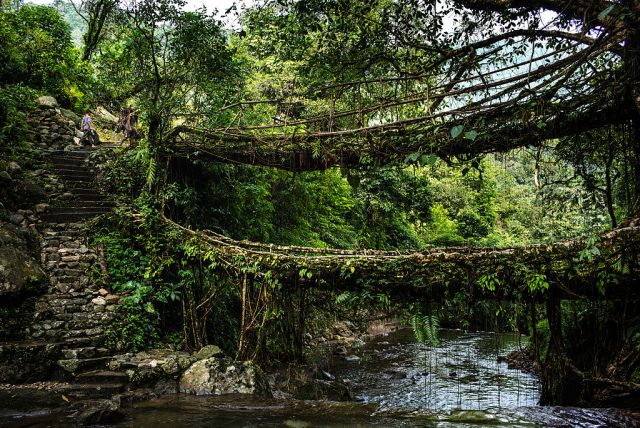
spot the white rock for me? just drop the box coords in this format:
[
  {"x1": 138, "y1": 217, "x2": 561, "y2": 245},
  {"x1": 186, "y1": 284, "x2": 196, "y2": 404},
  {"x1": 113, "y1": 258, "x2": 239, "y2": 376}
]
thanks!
[
  {"x1": 37, "y1": 96, "x2": 58, "y2": 108},
  {"x1": 92, "y1": 296, "x2": 106, "y2": 305}
]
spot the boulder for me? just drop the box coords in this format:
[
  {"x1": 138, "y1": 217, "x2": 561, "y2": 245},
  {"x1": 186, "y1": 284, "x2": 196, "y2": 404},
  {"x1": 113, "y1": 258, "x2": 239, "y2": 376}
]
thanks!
[
  {"x1": 59, "y1": 107, "x2": 81, "y2": 123},
  {"x1": 19, "y1": 181, "x2": 47, "y2": 203},
  {"x1": 195, "y1": 344, "x2": 224, "y2": 360},
  {"x1": 93, "y1": 106, "x2": 118, "y2": 127},
  {"x1": 7, "y1": 161, "x2": 21, "y2": 174},
  {"x1": 37, "y1": 96, "x2": 58, "y2": 108},
  {"x1": 162, "y1": 352, "x2": 197, "y2": 376},
  {"x1": 0, "y1": 221, "x2": 47, "y2": 296},
  {"x1": 0, "y1": 342, "x2": 61, "y2": 383},
  {"x1": 73, "y1": 397, "x2": 124, "y2": 425},
  {"x1": 179, "y1": 357, "x2": 271, "y2": 396}
]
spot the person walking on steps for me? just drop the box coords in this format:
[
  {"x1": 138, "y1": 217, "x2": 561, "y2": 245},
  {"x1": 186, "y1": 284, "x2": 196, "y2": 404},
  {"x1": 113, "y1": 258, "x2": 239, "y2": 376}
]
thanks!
[
  {"x1": 81, "y1": 109, "x2": 96, "y2": 147},
  {"x1": 120, "y1": 107, "x2": 138, "y2": 146}
]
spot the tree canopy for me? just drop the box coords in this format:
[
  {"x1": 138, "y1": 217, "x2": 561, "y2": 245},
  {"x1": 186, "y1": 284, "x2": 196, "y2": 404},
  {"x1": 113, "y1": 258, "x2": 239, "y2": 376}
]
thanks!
[{"x1": 166, "y1": 0, "x2": 634, "y2": 207}]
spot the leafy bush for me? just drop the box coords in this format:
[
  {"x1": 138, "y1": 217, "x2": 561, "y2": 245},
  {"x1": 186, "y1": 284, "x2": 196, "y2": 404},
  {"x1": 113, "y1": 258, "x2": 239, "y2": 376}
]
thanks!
[
  {"x1": 0, "y1": 5, "x2": 90, "y2": 108},
  {"x1": 0, "y1": 85, "x2": 37, "y2": 157}
]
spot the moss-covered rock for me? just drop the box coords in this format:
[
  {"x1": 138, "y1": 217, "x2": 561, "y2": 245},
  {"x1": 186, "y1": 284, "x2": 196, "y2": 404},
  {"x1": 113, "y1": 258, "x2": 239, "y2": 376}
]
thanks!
[
  {"x1": 0, "y1": 342, "x2": 61, "y2": 383},
  {"x1": 0, "y1": 221, "x2": 46, "y2": 297},
  {"x1": 0, "y1": 222, "x2": 46, "y2": 296},
  {"x1": 194, "y1": 344, "x2": 224, "y2": 360},
  {"x1": 179, "y1": 357, "x2": 271, "y2": 396}
]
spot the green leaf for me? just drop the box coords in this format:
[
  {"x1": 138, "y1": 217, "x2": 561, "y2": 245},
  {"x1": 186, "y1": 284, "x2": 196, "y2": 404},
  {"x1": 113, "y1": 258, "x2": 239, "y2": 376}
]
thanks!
[
  {"x1": 451, "y1": 125, "x2": 464, "y2": 139},
  {"x1": 419, "y1": 153, "x2": 437, "y2": 166},
  {"x1": 597, "y1": 4, "x2": 615, "y2": 20},
  {"x1": 404, "y1": 152, "x2": 420, "y2": 164},
  {"x1": 463, "y1": 130, "x2": 478, "y2": 141}
]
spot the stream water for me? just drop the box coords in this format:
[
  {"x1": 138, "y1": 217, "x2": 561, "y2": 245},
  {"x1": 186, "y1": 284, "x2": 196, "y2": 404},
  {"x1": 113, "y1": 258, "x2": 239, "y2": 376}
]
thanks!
[
  {"x1": 115, "y1": 329, "x2": 640, "y2": 427},
  {"x1": 2, "y1": 329, "x2": 639, "y2": 427}
]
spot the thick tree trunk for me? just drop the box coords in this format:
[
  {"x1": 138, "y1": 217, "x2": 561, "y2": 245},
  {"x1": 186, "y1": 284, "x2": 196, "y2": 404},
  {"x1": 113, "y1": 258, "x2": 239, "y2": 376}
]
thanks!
[
  {"x1": 633, "y1": 120, "x2": 640, "y2": 212},
  {"x1": 540, "y1": 289, "x2": 583, "y2": 405}
]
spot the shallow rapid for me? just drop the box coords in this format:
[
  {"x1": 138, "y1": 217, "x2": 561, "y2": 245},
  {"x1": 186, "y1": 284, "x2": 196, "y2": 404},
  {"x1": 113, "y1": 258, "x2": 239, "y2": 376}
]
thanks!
[{"x1": 330, "y1": 329, "x2": 539, "y2": 411}]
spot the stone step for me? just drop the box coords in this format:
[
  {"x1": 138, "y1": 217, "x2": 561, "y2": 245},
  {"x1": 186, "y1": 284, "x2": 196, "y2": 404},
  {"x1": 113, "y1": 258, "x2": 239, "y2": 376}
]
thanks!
[
  {"x1": 46, "y1": 234, "x2": 86, "y2": 240},
  {"x1": 64, "y1": 200, "x2": 114, "y2": 207},
  {"x1": 49, "y1": 161, "x2": 90, "y2": 169},
  {"x1": 49, "y1": 156, "x2": 87, "y2": 162},
  {"x1": 64, "y1": 327, "x2": 104, "y2": 339},
  {"x1": 62, "y1": 347, "x2": 98, "y2": 359},
  {"x1": 52, "y1": 276, "x2": 87, "y2": 285},
  {"x1": 75, "y1": 370, "x2": 129, "y2": 384},
  {"x1": 64, "y1": 337, "x2": 101, "y2": 348},
  {"x1": 58, "y1": 356, "x2": 111, "y2": 373},
  {"x1": 49, "y1": 206, "x2": 111, "y2": 214},
  {"x1": 47, "y1": 156, "x2": 86, "y2": 167},
  {"x1": 43, "y1": 222, "x2": 86, "y2": 230},
  {"x1": 61, "y1": 346, "x2": 110, "y2": 360},
  {"x1": 60, "y1": 382, "x2": 125, "y2": 399},
  {"x1": 56, "y1": 172, "x2": 94, "y2": 180},
  {"x1": 46, "y1": 149, "x2": 92, "y2": 156},
  {"x1": 48, "y1": 156, "x2": 90, "y2": 164},
  {"x1": 40, "y1": 210, "x2": 110, "y2": 223},
  {"x1": 55, "y1": 167, "x2": 92, "y2": 174},
  {"x1": 66, "y1": 188, "x2": 100, "y2": 196},
  {"x1": 44, "y1": 228, "x2": 84, "y2": 235}
]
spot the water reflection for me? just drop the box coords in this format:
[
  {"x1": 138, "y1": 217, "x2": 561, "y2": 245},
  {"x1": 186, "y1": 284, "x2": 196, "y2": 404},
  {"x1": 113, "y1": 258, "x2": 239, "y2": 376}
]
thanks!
[{"x1": 330, "y1": 329, "x2": 539, "y2": 410}]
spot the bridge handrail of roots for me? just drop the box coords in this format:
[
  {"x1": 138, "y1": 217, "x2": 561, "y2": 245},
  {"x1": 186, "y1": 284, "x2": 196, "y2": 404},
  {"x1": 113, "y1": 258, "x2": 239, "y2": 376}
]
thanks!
[{"x1": 164, "y1": 215, "x2": 640, "y2": 299}]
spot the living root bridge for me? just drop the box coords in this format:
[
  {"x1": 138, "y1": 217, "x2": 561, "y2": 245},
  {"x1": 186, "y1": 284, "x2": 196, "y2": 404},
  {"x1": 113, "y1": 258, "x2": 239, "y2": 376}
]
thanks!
[
  {"x1": 166, "y1": 216, "x2": 640, "y2": 301},
  {"x1": 165, "y1": 100, "x2": 629, "y2": 173}
]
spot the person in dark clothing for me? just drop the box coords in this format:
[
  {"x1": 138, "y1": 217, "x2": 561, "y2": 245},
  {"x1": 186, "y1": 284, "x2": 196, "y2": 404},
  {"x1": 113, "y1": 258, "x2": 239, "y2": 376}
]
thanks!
[
  {"x1": 81, "y1": 109, "x2": 96, "y2": 147},
  {"x1": 120, "y1": 107, "x2": 138, "y2": 146}
]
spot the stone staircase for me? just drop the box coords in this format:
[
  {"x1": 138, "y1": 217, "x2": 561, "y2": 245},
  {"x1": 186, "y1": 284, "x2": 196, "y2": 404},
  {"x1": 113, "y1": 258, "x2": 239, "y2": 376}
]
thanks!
[
  {"x1": 60, "y1": 370, "x2": 129, "y2": 399},
  {"x1": 40, "y1": 150, "x2": 113, "y2": 223},
  {"x1": 28, "y1": 149, "x2": 121, "y2": 388}
]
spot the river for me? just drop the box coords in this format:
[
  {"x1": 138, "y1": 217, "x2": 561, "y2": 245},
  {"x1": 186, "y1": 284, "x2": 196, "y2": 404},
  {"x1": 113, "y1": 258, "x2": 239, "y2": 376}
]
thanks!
[
  {"x1": 116, "y1": 329, "x2": 639, "y2": 427},
  {"x1": 2, "y1": 329, "x2": 639, "y2": 427}
]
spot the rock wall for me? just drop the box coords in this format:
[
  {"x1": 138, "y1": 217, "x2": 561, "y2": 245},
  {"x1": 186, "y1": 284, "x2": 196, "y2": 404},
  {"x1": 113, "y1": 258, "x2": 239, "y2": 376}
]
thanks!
[
  {"x1": 0, "y1": 220, "x2": 47, "y2": 341},
  {"x1": 27, "y1": 96, "x2": 83, "y2": 151},
  {"x1": 28, "y1": 222, "x2": 115, "y2": 357}
]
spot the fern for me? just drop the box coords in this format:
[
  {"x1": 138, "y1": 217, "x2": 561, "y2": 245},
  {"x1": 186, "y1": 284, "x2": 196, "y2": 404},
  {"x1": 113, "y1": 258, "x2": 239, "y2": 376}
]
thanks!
[
  {"x1": 335, "y1": 291, "x2": 353, "y2": 304},
  {"x1": 146, "y1": 156, "x2": 157, "y2": 188},
  {"x1": 411, "y1": 313, "x2": 440, "y2": 346}
]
